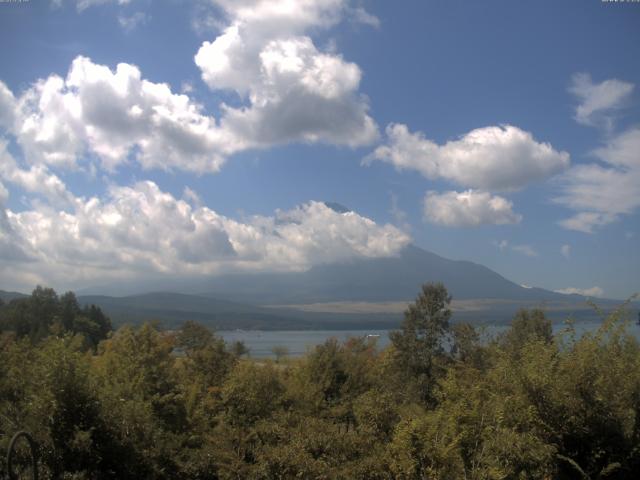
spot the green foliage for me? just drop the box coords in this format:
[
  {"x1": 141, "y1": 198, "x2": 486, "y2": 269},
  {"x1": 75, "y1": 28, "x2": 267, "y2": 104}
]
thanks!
[
  {"x1": 0, "y1": 287, "x2": 112, "y2": 347},
  {"x1": 176, "y1": 320, "x2": 213, "y2": 351},
  {"x1": 500, "y1": 308, "x2": 553, "y2": 353},
  {"x1": 229, "y1": 340, "x2": 250, "y2": 358},
  {"x1": 177, "y1": 320, "x2": 235, "y2": 388},
  {"x1": 2, "y1": 285, "x2": 640, "y2": 479},
  {"x1": 271, "y1": 345, "x2": 289, "y2": 363},
  {"x1": 389, "y1": 282, "x2": 452, "y2": 405},
  {"x1": 221, "y1": 362, "x2": 284, "y2": 428},
  {"x1": 450, "y1": 322, "x2": 489, "y2": 369}
]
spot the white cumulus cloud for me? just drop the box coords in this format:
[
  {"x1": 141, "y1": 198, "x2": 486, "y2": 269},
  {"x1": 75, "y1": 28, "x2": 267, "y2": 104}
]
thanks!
[
  {"x1": 3, "y1": 5, "x2": 379, "y2": 174},
  {"x1": 495, "y1": 239, "x2": 509, "y2": 251},
  {"x1": 0, "y1": 141, "x2": 76, "y2": 207},
  {"x1": 349, "y1": 6, "x2": 380, "y2": 28},
  {"x1": 0, "y1": 178, "x2": 34, "y2": 264},
  {"x1": 423, "y1": 190, "x2": 522, "y2": 227},
  {"x1": 554, "y1": 286, "x2": 604, "y2": 298},
  {"x1": 569, "y1": 73, "x2": 634, "y2": 129},
  {"x1": 511, "y1": 244, "x2": 538, "y2": 257},
  {"x1": 4, "y1": 1, "x2": 380, "y2": 177},
  {"x1": 0, "y1": 81, "x2": 16, "y2": 130},
  {"x1": 561, "y1": 244, "x2": 570, "y2": 259},
  {"x1": 3, "y1": 57, "x2": 245, "y2": 173},
  {"x1": 194, "y1": 0, "x2": 378, "y2": 149},
  {"x1": 52, "y1": 0, "x2": 134, "y2": 12},
  {"x1": 493, "y1": 240, "x2": 538, "y2": 257},
  {"x1": 556, "y1": 127, "x2": 640, "y2": 233},
  {"x1": 118, "y1": 12, "x2": 149, "y2": 32},
  {"x1": 558, "y1": 212, "x2": 617, "y2": 234},
  {"x1": 0, "y1": 179, "x2": 410, "y2": 289},
  {"x1": 368, "y1": 123, "x2": 569, "y2": 191}
]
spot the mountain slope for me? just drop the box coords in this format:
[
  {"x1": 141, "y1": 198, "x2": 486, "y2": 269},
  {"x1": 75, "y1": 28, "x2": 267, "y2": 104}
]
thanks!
[
  {"x1": 77, "y1": 292, "x2": 315, "y2": 330},
  {"x1": 76, "y1": 244, "x2": 579, "y2": 304},
  {"x1": 0, "y1": 290, "x2": 28, "y2": 303},
  {"x1": 199, "y1": 245, "x2": 570, "y2": 304},
  {"x1": 5, "y1": 241, "x2": 627, "y2": 330}
]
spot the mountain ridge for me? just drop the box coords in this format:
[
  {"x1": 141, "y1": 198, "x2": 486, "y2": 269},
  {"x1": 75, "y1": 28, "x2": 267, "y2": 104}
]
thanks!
[
  {"x1": 2, "y1": 244, "x2": 624, "y2": 330},
  {"x1": 195, "y1": 244, "x2": 576, "y2": 304}
]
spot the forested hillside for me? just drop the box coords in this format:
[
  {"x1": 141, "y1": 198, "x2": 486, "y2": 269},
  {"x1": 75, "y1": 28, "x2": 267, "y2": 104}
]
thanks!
[{"x1": 1, "y1": 285, "x2": 639, "y2": 479}]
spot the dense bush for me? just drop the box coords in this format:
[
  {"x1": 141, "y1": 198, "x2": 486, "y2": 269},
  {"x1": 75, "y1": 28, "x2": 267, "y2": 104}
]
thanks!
[{"x1": 1, "y1": 284, "x2": 639, "y2": 479}]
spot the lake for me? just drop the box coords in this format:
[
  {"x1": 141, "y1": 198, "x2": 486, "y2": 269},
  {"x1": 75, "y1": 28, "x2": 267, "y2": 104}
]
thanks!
[{"x1": 220, "y1": 321, "x2": 640, "y2": 358}]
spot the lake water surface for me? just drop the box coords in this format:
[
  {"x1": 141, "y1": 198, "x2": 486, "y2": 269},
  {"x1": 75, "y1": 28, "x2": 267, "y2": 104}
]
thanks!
[{"x1": 220, "y1": 321, "x2": 640, "y2": 358}]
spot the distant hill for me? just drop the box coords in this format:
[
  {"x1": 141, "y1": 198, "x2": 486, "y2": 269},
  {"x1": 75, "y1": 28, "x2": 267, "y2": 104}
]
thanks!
[
  {"x1": 0, "y1": 290, "x2": 27, "y2": 303},
  {"x1": 76, "y1": 292, "x2": 314, "y2": 330},
  {"x1": 198, "y1": 245, "x2": 574, "y2": 304},
  {"x1": 74, "y1": 292, "x2": 626, "y2": 332},
  {"x1": 6, "y1": 244, "x2": 631, "y2": 331},
  {"x1": 77, "y1": 245, "x2": 585, "y2": 304}
]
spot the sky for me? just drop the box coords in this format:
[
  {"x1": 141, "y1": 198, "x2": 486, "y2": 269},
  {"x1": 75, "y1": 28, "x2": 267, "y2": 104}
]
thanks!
[{"x1": 0, "y1": 0, "x2": 639, "y2": 299}]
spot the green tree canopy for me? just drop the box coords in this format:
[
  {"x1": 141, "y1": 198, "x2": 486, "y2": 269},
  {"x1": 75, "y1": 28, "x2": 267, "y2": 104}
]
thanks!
[
  {"x1": 390, "y1": 282, "x2": 452, "y2": 404},
  {"x1": 0, "y1": 287, "x2": 112, "y2": 346}
]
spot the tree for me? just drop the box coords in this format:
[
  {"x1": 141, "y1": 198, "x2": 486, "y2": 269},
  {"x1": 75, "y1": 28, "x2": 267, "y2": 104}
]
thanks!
[
  {"x1": 0, "y1": 287, "x2": 111, "y2": 347},
  {"x1": 272, "y1": 345, "x2": 289, "y2": 363},
  {"x1": 18, "y1": 286, "x2": 59, "y2": 341},
  {"x1": 177, "y1": 320, "x2": 235, "y2": 388},
  {"x1": 221, "y1": 361, "x2": 284, "y2": 427},
  {"x1": 450, "y1": 322, "x2": 489, "y2": 369},
  {"x1": 500, "y1": 308, "x2": 552, "y2": 353},
  {"x1": 177, "y1": 320, "x2": 213, "y2": 352},
  {"x1": 59, "y1": 291, "x2": 81, "y2": 331},
  {"x1": 93, "y1": 323, "x2": 187, "y2": 477},
  {"x1": 80, "y1": 304, "x2": 112, "y2": 346},
  {"x1": 390, "y1": 282, "x2": 452, "y2": 405},
  {"x1": 304, "y1": 338, "x2": 349, "y2": 407},
  {"x1": 229, "y1": 340, "x2": 249, "y2": 358}
]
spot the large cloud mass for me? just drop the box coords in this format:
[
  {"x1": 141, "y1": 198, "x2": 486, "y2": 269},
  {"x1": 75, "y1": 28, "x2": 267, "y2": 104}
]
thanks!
[
  {"x1": 0, "y1": 177, "x2": 410, "y2": 289},
  {"x1": 0, "y1": 1, "x2": 379, "y2": 174},
  {"x1": 1, "y1": 58, "x2": 243, "y2": 173},
  {"x1": 195, "y1": 0, "x2": 378, "y2": 148},
  {"x1": 423, "y1": 190, "x2": 522, "y2": 227},
  {"x1": 368, "y1": 123, "x2": 570, "y2": 191},
  {"x1": 0, "y1": 141, "x2": 79, "y2": 208},
  {"x1": 0, "y1": 0, "x2": 393, "y2": 291}
]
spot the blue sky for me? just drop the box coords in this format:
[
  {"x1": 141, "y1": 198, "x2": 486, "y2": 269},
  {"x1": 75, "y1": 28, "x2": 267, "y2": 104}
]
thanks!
[{"x1": 0, "y1": 0, "x2": 638, "y2": 299}]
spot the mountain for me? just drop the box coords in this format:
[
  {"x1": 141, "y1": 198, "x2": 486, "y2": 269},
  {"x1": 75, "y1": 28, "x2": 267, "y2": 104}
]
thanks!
[
  {"x1": 0, "y1": 290, "x2": 27, "y2": 303},
  {"x1": 76, "y1": 292, "x2": 314, "y2": 330},
  {"x1": 198, "y1": 245, "x2": 572, "y2": 304},
  {"x1": 8, "y1": 245, "x2": 627, "y2": 330},
  {"x1": 78, "y1": 245, "x2": 569, "y2": 303}
]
